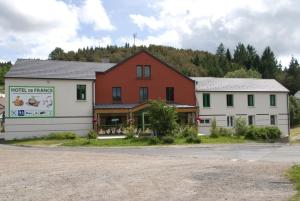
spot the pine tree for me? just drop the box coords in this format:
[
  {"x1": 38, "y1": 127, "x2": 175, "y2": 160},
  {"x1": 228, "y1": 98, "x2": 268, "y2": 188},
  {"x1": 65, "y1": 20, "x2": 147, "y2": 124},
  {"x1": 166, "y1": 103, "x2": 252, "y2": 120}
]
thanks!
[{"x1": 259, "y1": 46, "x2": 278, "y2": 79}]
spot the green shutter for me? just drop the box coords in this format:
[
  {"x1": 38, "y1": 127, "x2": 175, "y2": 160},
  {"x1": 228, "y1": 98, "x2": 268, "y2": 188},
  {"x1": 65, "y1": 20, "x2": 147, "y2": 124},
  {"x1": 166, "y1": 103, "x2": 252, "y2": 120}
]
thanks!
[
  {"x1": 270, "y1": 95, "x2": 276, "y2": 106},
  {"x1": 203, "y1": 93, "x2": 210, "y2": 107},
  {"x1": 227, "y1": 94, "x2": 233, "y2": 107},
  {"x1": 248, "y1": 95, "x2": 254, "y2": 106}
]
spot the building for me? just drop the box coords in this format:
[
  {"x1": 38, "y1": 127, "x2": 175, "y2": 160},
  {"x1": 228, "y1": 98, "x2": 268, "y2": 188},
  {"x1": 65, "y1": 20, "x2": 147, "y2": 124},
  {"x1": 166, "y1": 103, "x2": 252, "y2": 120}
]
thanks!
[
  {"x1": 295, "y1": 91, "x2": 300, "y2": 99},
  {"x1": 191, "y1": 77, "x2": 290, "y2": 136},
  {"x1": 4, "y1": 51, "x2": 197, "y2": 139},
  {"x1": 4, "y1": 59, "x2": 115, "y2": 140},
  {"x1": 94, "y1": 51, "x2": 197, "y2": 134}
]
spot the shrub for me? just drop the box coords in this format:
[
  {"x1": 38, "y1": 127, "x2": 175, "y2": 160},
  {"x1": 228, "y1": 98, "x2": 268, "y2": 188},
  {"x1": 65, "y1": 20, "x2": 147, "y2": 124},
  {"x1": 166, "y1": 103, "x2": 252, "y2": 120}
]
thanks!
[
  {"x1": 179, "y1": 126, "x2": 198, "y2": 138},
  {"x1": 185, "y1": 135, "x2": 201, "y2": 144},
  {"x1": 45, "y1": 132, "x2": 78, "y2": 140},
  {"x1": 148, "y1": 136, "x2": 160, "y2": 145},
  {"x1": 87, "y1": 130, "x2": 97, "y2": 140},
  {"x1": 124, "y1": 125, "x2": 136, "y2": 139},
  {"x1": 210, "y1": 118, "x2": 219, "y2": 138},
  {"x1": 218, "y1": 128, "x2": 234, "y2": 136},
  {"x1": 162, "y1": 136, "x2": 175, "y2": 144},
  {"x1": 234, "y1": 117, "x2": 248, "y2": 136},
  {"x1": 148, "y1": 100, "x2": 178, "y2": 137},
  {"x1": 245, "y1": 126, "x2": 281, "y2": 141}
]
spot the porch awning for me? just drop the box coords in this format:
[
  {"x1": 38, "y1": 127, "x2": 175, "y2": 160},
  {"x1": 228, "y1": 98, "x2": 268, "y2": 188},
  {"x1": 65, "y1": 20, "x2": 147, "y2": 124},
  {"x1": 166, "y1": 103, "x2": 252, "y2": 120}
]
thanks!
[{"x1": 94, "y1": 103, "x2": 198, "y2": 114}]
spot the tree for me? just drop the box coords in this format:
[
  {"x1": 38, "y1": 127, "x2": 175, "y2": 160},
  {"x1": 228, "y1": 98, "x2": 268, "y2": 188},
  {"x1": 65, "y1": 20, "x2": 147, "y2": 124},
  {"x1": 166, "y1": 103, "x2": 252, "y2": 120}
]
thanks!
[
  {"x1": 216, "y1": 43, "x2": 225, "y2": 57},
  {"x1": 233, "y1": 43, "x2": 248, "y2": 66},
  {"x1": 148, "y1": 100, "x2": 178, "y2": 137},
  {"x1": 259, "y1": 46, "x2": 278, "y2": 78},
  {"x1": 225, "y1": 48, "x2": 232, "y2": 61},
  {"x1": 289, "y1": 96, "x2": 300, "y2": 127},
  {"x1": 49, "y1": 47, "x2": 65, "y2": 60},
  {"x1": 225, "y1": 68, "x2": 262, "y2": 78}
]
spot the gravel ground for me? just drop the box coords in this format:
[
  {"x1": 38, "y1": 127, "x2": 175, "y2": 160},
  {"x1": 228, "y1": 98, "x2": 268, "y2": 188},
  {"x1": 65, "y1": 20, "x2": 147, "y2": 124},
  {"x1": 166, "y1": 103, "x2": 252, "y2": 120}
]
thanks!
[{"x1": 0, "y1": 145, "x2": 296, "y2": 201}]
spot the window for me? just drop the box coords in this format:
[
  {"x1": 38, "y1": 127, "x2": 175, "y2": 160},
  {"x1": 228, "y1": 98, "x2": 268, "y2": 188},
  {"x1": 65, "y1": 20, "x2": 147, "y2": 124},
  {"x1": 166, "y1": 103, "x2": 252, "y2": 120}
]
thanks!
[
  {"x1": 248, "y1": 94, "x2": 254, "y2": 107},
  {"x1": 200, "y1": 118, "x2": 211, "y2": 125},
  {"x1": 227, "y1": 116, "x2": 234, "y2": 127},
  {"x1": 226, "y1": 94, "x2": 234, "y2": 107},
  {"x1": 270, "y1": 115, "x2": 277, "y2": 125},
  {"x1": 112, "y1": 87, "x2": 121, "y2": 102},
  {"x1": 77, "y1": 85, "x2": 86, "y2": 100},
  {"x1": 137, "y1": 65, "x2": 143, "y2": 79},
  {"x1": 144, "y1": 65, "x2": 151, "y2": 79},
  {"x1": 248, "y1": 115, "x2": 255, "y2": 125},
  {"x1": 166, "y1": 87, "x2": 174, "y2": 102},
  {"x1": 270, "y1": 94, "x2": 276, "y2": 106},
  {"x1": 139, "y1": 87, "x2": 148, "y2": 102},
  {"x1": 203, "y1": 93, "x2": 210, "y2": 107}
]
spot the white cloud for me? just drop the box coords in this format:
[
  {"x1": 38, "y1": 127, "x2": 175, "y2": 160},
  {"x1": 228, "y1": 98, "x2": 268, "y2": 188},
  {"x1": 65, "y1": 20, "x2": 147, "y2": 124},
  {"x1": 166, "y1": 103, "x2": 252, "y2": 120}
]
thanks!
[
  {"x1": 129, "y1": 15, "x2": 163, "y2": 31},
  {"x1": 79, "y1": 0, "x2": 115, "y2": 31},
  {"x1": 0, "y1": 0, "x2": 114, "y2": 60},
  {"x1": 129, "y1": 0, "x2": 300, "y2": 67}
]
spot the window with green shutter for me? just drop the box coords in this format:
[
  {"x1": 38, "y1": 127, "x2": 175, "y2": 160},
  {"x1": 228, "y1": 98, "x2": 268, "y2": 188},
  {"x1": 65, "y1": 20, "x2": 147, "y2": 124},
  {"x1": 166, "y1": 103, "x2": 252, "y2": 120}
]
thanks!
[
  {"x1": 248, "y1": 94, "x2": 254, "y2": 106},
  {"x1": 226, "y1": 94, "x2": 234, "y2": 107},
  {"x1": 203, "y1": 93, "x2": 210, "y2": 107},
  {"x1": 270, "y1": 94, "x2": 276, "y2": 106}
]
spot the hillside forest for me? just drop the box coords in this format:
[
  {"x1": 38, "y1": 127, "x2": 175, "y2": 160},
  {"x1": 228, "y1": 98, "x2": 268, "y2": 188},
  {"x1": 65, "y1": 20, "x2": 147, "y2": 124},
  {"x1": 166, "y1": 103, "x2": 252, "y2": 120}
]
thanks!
[{"x1": 1, "y1": 43, "x2": 300, "y2": 126}]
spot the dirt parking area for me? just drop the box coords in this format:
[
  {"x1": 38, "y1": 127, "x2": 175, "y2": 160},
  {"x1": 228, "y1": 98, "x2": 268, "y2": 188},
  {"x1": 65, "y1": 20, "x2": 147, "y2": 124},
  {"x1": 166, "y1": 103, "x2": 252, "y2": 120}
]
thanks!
[{"x1": 0, "y1": 145, "x2": 296, "y2": 201}]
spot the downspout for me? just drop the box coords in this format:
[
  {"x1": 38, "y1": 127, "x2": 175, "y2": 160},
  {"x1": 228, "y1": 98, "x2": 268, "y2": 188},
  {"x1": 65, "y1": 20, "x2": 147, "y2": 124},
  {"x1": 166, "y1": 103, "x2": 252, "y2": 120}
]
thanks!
[
  {"x1": 287, "y1": 93, "x2": 290, "y2": 138},
  {"x1": 92, "y1": 80, "x2": 95, "y2": 130}
]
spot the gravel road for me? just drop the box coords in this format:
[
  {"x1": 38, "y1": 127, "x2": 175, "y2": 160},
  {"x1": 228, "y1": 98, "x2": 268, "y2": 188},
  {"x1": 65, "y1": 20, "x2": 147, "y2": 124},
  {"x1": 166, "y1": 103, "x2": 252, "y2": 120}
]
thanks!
[{"x1": 0, "y1": 144, "x2": 297, "y2": 201}]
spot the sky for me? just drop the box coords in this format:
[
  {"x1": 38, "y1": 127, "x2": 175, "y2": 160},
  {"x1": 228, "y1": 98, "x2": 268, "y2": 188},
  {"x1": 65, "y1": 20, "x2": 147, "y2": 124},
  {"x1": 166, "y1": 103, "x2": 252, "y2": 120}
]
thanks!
[{"x1": 0, "y1": 0, "x2": 299, "y2": 67}]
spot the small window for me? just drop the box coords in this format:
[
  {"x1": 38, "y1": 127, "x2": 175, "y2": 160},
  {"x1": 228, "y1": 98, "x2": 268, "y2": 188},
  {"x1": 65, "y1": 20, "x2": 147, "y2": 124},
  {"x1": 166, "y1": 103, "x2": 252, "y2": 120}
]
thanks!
[
  {"x1": 270, "y1": 115, "x2": 277, "y2": 125},
  {"x1": 112, "y1": 87, "x2": 121, "y2": 102},
  {"x1": 203, "y1": 93, "x2": 210, "y2": 107},
  {"x1": 204, "y1": 119, "x2": 210, "y2": 124},
  {"x1": 226, "y1": 94, "x2": 234, "y2": 107},
  {"x1": 166, "y1": 87, "x2": 174, "y2": 102},
  {"x1": 199, "y1": 118, "x2": 211, "y2": 125},
  {"x1": 248, "y1": 115, "x2": 255, "y2": 125},
  {"x1": 137, "y1": 65, "x2": 143, "y2": 79},
  {"x1": 248, "y1": 94, "x2": 254, "y2": 107},
  {"x1": 270, "y1": 94, "x2": 276, "y2": 106},
  {"x1": 77, "y1": 85, "x2": 86, "y2": 100},
  {"x1": 227, "y1": 116, "x2": 234, "y2": 127},
  {"x1": 139, "y1": 87, "x2": 148, "y2": 102},
  {"x1": 144, "y1": 65, "x2": 151, "y2": 79}
]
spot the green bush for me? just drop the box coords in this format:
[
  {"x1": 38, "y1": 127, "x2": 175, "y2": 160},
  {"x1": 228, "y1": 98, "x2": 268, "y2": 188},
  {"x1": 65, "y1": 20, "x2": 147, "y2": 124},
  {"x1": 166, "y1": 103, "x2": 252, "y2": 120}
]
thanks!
[
  {"x1": 178, "y1": 126, "x2": 198, "y2": 138},
  {"x1": 87, "y1": 130, "x2": 97, "y2": 140},
  {"x1": 124, "y1": 125, "x2": 136, "y2": 139},
  {"x1": 210, "y1": 118, "x2": 219, "y2": 138},
  {"x1": 218, "y1": 128, "x2": 234, "y2": 136},
  {"x1": 148, "y1": 100, "x2": 178, "y2": 137},
  {"x1": 185, "y1": 135, "x2": 201, "y2": 144},
  {"x1": 162, "y1": 136, "x2": 175, "y2": 144},
  {"x1": 45, "y1": 132, "x2": 78, "y2": 140},
  {"x1": 234, "y1": 117, "x2": 248, "y2": 136},
  {"x1": 148, "y1": 136, "x2": 160, "y2": 145},
  {"x1": 245, "y1": 126, "x2": 281, "y2": 141}
]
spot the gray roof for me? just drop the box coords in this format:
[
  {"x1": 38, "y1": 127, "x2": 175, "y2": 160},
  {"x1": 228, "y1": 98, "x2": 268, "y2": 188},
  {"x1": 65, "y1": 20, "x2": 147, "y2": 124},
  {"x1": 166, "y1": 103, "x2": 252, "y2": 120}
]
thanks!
[
  {"x1": 95, "y1": 103, "x2": 195, "y2": 109},
  {"x1": 5, "y1": 59, "x2": 116, "y2": 80},
  {"x1": 190, "y1": 77, "x2": 289, "y2": 92},
  {"x1": 295, "y1": 91, "x2": 300, "y2": 99}
]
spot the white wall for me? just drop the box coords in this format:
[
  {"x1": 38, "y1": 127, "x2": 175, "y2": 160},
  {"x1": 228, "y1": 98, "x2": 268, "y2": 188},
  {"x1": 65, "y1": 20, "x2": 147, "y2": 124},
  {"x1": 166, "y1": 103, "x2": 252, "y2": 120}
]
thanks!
[
  {"x1": 4, "y1": 78, "x2": 94, "y2": 139},
  {"x1": 196, "y1": 91, "x2": 289, "y2": 137}
]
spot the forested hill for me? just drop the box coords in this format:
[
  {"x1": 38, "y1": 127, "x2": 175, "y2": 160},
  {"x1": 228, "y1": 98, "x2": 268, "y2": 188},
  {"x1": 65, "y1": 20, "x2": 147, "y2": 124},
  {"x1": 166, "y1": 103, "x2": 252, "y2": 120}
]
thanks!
[{"x1": 50, "y1": 43, "x2": 299, "y2": 95}]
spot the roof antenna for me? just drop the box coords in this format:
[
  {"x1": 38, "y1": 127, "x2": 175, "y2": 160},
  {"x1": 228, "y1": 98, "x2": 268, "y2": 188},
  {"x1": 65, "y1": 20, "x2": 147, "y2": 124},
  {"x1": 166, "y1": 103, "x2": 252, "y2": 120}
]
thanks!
[{"x1": 133, "y1": 33, "x2": 137, "y2": 47}]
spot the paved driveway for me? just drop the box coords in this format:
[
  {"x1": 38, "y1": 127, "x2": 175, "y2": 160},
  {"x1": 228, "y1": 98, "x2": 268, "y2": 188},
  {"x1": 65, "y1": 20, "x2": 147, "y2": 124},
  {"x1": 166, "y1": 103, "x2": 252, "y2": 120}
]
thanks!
[{"x1": 0, "y1": 144, "x2": 299, "y2": 201}]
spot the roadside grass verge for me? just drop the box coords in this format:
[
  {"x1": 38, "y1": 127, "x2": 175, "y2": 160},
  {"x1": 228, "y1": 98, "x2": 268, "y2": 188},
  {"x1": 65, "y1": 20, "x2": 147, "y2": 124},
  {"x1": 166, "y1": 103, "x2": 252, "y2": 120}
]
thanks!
[
  {"x1": 286, "y1": 165, "x2": 300, "y2": 201},
  {"x1": 290, "y1": 127, "x2": 300, "y2": 144},
  {"x1": 5, "y1": 135, "x2": 248, "y2": 147}
]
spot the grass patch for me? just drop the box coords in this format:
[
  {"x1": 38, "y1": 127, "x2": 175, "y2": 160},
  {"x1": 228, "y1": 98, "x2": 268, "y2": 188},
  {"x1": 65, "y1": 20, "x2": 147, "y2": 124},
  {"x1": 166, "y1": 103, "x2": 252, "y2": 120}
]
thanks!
[
  {"x1": 5, "y1": 135, "x2": 248, "y2": 147},
  {"x1": 286, "y1": 165, "x2": 300, "y2": 201},
  {"x1": 291, "y1": 127, "x2": 300, "y2": 138}
]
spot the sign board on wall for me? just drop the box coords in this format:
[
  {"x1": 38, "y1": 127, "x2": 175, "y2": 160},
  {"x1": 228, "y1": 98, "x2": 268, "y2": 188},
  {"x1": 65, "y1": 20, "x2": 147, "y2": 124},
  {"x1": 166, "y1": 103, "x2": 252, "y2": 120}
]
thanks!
[{"x1": 9, "y1": 86, "x2": 55, "y2": 118}]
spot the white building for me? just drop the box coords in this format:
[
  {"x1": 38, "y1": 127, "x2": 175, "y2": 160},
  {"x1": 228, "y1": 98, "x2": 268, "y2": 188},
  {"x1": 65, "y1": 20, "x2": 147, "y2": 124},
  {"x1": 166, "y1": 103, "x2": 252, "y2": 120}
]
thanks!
[
  {"x1": 3, "y1": 59, "x2": 115, "y2": 140},
  {"x1": 191, "y1": 77, "x2": 290, "y2": 137},
  {"x1": 294, "y1": 91, "x2": 300, "y2": 99}
]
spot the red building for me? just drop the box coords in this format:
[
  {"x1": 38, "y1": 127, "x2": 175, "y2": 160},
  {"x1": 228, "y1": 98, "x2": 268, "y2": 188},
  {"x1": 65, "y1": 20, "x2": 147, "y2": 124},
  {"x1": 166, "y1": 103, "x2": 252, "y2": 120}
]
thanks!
[{"x1": 94, "y1": 50, "x2": 197, "y2": 133}]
